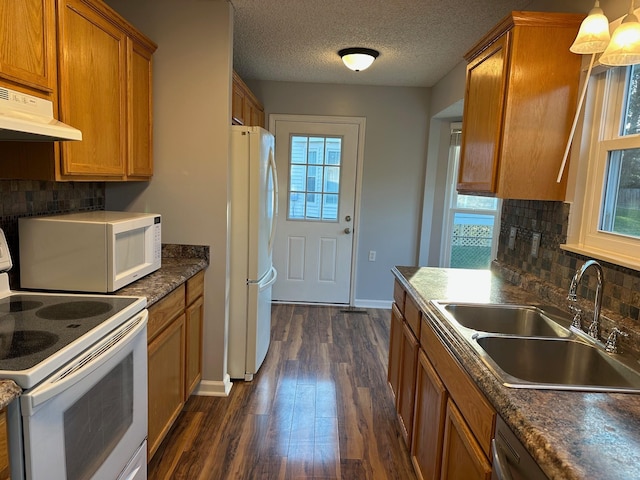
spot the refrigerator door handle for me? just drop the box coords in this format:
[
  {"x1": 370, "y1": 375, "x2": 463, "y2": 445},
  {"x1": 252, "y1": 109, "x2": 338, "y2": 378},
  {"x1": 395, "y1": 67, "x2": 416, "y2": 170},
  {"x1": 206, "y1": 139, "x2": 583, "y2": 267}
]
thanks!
[
  {"x1": 259, "y1": 266, "x2": 278, "y2": 290},
  {"x1": 267, "y1": 147, "x2": 279, "y2": 256}
]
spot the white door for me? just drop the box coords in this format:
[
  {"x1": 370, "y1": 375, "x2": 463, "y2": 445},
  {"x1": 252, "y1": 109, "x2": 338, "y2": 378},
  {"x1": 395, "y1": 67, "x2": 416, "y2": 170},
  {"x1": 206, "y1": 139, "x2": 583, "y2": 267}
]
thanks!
[{"x1": 270, "y1": 116, "x2": 363, "y2": 304}]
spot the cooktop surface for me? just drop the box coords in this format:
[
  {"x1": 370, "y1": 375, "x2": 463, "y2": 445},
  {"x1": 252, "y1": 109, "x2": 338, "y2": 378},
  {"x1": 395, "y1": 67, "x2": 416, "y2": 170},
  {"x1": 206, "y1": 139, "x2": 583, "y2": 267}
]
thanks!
[{"x1": 0, "y1": 292, "x2": 145, "y2": 388}]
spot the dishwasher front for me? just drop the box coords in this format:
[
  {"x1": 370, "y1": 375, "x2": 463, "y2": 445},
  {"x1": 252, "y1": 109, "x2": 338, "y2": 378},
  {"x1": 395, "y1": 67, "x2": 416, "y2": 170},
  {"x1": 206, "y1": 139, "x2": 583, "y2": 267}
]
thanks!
[{"x1": 491, "y1": 416, "x2": 549, "y2": 480}]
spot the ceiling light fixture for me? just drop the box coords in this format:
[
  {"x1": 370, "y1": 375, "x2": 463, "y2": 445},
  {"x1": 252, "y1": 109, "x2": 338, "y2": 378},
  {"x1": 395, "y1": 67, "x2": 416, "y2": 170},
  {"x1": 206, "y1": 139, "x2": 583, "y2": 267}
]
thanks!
[{"x1": 338, "y1": 48, "x2": 379, "y2": 72}]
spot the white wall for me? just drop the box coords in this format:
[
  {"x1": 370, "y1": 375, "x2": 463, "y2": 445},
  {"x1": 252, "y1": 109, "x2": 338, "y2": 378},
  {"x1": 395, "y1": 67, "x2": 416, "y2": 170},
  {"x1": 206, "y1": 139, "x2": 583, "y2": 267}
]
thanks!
[
  {"x1": 103, "y1": 0, "x2": 234, "y2": 394},
  {"x1": 248, "y1": 81, "x2": 430, "y2": 304}
]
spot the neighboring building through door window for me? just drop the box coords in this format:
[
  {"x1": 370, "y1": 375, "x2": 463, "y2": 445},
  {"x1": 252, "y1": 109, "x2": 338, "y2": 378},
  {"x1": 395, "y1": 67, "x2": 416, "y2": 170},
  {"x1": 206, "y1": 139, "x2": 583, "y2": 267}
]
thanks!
[
  {"x1": 288, "y1": 135, "x2": 342, "y2": 221},
  {"x1": 441, "y1": 124, "x2": 501, "y2": 268}
]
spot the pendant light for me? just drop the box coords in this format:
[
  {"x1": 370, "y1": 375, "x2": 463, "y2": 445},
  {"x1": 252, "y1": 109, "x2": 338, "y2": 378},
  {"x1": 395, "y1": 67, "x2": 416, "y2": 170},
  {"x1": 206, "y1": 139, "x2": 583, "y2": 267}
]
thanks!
[
  {"x1": 599, "y1": 0, "x2": 640, "y2": 65},
  {"x1": 570, "y1": 0, "x2": 610, "y2": 54},
  {"x1": 558, "y1": 1, "x2": 611, "y2": 182},
  {"x1": 338, "y1": 48, "x2": 379, "y2": 72}
]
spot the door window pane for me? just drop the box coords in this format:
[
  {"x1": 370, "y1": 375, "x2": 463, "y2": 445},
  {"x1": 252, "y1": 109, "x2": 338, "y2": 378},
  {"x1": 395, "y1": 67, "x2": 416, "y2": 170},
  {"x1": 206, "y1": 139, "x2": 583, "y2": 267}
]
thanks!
[
  {"x1": 600, "y1": 148, "x2": 640, "y2": 238},
  {"x1": 288, "y1": 135, "x2": 342, "y2": 221}
]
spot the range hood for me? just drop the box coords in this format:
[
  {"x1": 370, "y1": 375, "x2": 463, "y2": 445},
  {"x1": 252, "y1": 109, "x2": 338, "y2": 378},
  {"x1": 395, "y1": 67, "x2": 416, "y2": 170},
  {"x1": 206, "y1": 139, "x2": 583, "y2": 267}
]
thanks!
[{"x1": 0, "y1": 86, "x2": 82, "y2": 142}]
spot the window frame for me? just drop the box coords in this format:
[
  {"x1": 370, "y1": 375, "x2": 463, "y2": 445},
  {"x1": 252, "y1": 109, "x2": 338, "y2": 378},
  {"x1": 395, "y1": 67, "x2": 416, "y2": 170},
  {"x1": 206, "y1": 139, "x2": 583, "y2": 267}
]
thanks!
[{"x1": 564, "y1": 66, "x2": 640, "y2": 270}]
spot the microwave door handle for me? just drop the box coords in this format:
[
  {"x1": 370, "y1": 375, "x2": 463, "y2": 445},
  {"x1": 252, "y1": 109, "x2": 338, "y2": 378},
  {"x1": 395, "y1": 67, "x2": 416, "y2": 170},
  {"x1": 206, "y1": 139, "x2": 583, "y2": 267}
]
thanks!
[{"x1": 22, "y1": 311, "x2": 147, "y2": 414}]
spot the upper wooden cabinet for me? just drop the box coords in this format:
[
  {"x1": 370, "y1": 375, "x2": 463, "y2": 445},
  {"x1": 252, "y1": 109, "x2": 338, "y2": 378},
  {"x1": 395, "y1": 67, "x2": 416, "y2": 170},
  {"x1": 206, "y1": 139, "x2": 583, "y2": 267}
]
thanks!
[
  {"x1": 0, "y1": 0, "x2": 157, "y2": 181},
  {"x1": 57, "y1": 0, "x2": 157, "y2": 180},
  {"x1": 0, "y1": 0, "x2": 57, "y2": 95},
  {"x1": 458, "y1": 12, "x2": 584, "y2": 200},
  {"x1": 232, "y1": 71, "x2": 265, "y2": 128}
]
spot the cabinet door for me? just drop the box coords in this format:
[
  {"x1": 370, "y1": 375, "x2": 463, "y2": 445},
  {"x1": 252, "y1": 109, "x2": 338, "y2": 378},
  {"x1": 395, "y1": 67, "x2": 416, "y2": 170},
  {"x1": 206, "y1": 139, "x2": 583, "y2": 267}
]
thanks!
[
  {"x1": 185, "y1": 295, "x2": 203, "y2": 399},
  {"x1": 458, "y1": 34, "x2": 508, "y2": 194},
  {"x1": 411, "y1": 350, "x2": 447, "y2": 480},
  {"x1": 147, "y1": 313, "x2": 186, "y2": 459},
  {"x1": 398, "y1": 321, "x2": 419, "y2": 447},
  {"x1": 0, "y1": 408, "x2": 9, "y2": 480},
  {"x1": 57, "y1": 0, "x2": 127, "y2": 177},
  {"x1": 440, "y1": 400, "x2": 491, "y2": 480},
  {"x1": 388, "y1": 303, "x2": 403, "y2": 402},
  {"x1": 127, "y1": 37, "x2": 154, "y2": 178},
  {"x1": 0, "y1": 0, "x2": 56, "y2": 93}
]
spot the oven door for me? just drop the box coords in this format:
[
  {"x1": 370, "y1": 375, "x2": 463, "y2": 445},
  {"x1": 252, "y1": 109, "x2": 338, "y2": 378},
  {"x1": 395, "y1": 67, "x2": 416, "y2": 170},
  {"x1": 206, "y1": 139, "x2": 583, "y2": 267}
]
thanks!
[{"x1": 11, "y1": 310, "x2": 148, "y2": 480}]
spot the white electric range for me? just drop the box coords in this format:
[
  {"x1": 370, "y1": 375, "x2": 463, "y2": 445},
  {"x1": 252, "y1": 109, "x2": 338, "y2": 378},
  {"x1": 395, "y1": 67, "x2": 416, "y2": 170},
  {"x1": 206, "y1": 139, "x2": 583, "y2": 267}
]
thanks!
[{"x1": 0, "y1": 230, "x2": 149, "y2": 480}]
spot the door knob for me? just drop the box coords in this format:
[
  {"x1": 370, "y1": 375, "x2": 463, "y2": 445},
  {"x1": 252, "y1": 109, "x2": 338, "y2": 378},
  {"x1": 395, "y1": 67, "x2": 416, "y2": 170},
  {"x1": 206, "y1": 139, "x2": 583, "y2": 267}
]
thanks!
[
  {"x1": 344, "y1": 227, "x2": 351, "y2": 234},
  {"x1": 345, "y1": 215, "x2": 352, "y2": 222}
]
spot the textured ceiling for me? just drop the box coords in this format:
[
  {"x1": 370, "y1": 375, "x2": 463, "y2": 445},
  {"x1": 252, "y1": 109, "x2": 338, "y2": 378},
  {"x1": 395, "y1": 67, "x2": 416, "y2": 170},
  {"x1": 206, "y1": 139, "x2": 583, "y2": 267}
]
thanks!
[{"x1": 230, "y1": 0, "x2": 545, "y2": 87}]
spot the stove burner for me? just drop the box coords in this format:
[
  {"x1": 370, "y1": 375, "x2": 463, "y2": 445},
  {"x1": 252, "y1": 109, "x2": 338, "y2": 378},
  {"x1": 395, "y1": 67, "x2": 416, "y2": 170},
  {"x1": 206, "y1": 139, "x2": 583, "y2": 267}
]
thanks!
[
  {"x1": 36, "y1": 301, "x2": 113, "y2": 321},
  {"x1": 0, "y1": 299, "x2": 44, "y2": 313},
  {"x1": 0, "y1": 330, "x2": 59, "y2": 359}
]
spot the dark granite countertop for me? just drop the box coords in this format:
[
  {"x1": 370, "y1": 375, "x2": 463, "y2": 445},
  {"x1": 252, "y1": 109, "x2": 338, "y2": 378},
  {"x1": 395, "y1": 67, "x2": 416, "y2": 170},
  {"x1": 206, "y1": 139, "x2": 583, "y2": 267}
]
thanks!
[
  {"x1": 115, "y1": 245, "x2": 209, "y2": 307},
  {"x1": 393, "y1": 265, "x2": 640, "y2": 480}
]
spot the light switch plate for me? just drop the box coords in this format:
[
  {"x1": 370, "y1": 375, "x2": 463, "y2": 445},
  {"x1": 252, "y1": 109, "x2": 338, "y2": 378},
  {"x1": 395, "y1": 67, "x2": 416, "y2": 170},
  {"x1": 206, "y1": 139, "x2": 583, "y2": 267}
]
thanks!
[
  {"x1": 508, "y1": 227, "x2": 517, "y2": 250},
  {"x1": 531, "y1": 232, "x2": 541, "y2": 258}
]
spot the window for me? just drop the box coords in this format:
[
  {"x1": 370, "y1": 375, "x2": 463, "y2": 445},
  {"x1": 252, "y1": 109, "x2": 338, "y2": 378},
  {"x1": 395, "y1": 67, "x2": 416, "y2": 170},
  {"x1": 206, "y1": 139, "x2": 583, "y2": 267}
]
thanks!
[
  {"x1": 566, "y1": 65, "x2": 640, "y2": 270},
  {"x1": 441, "y1": 124, "x2": 501, "y2": 268},
  {"x1": 288, "y1": 135, "x2": 342, "y2": 221}
]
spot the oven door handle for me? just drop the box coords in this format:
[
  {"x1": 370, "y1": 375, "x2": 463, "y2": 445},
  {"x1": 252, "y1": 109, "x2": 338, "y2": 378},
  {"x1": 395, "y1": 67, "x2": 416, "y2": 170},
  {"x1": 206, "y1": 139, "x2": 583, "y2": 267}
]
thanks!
[{"x1": 22, "y1": 311, "x2": 148, "y2": 416}]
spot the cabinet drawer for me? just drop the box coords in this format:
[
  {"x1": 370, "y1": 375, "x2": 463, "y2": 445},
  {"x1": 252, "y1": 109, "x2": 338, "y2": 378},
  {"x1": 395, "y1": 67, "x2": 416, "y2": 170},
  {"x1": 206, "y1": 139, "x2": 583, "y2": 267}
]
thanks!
[
  {"x1": 186, "y1": 270, "x2": 205, "y2": 306},
  {"x1": 148, "y1": 285, "x2": 186, "y2": 342},
  {"x1": 405, "y1": 295, "x2": 421, "y2": 339},
  {"x1": 421, "y1": 318, "x2": 495, "y2": 457},
  {"x1": 393, "y1": 280, "x2": 405, "y2": 314}
]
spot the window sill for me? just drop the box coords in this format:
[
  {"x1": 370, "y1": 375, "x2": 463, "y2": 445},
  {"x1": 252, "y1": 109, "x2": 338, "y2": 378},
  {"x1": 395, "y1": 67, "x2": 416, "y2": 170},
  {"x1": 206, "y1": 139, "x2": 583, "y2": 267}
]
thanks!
[{"x1": 561, "y1": 243, "x2": 640, "y2": 272}]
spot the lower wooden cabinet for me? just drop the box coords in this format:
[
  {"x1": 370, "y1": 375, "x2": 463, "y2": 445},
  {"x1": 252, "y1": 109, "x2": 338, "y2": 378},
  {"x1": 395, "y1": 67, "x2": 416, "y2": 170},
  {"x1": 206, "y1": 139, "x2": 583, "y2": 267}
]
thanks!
[
  {"x1": 441, "y1": 400, "x2": 492, "y2": 480},
  {"x1": 390, "y1": 280, "x2": 496, "y2": 480},
  {"x1": 0, "y1": 407, "x2": 9, "y2": 480},
  {"x1": 185, "y1": 271, "x2": 205, "y2": 398},
  {"x1": 397, "y1": 321, "x2": 419, "y2": 445},
  {"x1": 388, "y1": 303, "x2": 403, "y2": 402},
  {"x1": 148, "y1": 311, "x2": 185, "y2": 458},
  {"x1": 147, "y1": 270, "x2": 206, "y2": 461},
  {"x1": 411, "y1": 350, "x2": 447, "y2": 480}
]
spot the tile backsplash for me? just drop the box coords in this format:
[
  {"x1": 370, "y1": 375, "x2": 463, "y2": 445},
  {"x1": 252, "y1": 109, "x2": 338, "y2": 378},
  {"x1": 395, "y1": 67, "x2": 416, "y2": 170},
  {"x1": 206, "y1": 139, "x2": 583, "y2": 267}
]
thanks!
[
  {"x1": 0, "y1": 180, "x2": 105, "y2": 286},
  {"x1": 496, "y1": 199, "x2": 640, "y2": 324}
]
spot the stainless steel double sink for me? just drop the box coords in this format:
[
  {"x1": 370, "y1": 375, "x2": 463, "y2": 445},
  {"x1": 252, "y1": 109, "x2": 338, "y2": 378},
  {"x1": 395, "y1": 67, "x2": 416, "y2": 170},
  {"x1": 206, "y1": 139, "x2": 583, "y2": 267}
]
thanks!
[{"x1": 431, "y1": 302, "x2": 640, "y2": 393}]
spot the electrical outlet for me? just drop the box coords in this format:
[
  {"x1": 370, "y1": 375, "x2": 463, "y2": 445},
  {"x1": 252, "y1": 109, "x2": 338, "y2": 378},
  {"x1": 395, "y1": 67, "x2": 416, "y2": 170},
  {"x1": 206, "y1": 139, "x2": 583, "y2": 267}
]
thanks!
[
  {"x1": 368, "y1": 250, "x2": 376, "y2": 262},
  {"x1": 531, "y1": 232, "x2": 541, "y2": 258},
  {"x1": 508, "y1": 227, "x2": 517, "y2": 250}
]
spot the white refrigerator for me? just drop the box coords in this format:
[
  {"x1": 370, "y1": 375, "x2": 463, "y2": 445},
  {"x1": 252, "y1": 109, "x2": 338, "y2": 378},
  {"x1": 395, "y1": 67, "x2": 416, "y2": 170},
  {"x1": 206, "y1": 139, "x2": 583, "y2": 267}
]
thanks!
[{"x1": 228, "y1": 125, "x2": 278, "y2": 381}]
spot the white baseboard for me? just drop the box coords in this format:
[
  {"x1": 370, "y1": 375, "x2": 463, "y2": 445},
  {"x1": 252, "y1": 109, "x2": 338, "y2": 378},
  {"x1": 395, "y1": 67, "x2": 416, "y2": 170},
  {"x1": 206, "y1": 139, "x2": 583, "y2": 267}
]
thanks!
[
  {"x1": 193, "y1": 374, "x2": 233, "y2": 397},
  {"x1": 354, "y1": 299, "x2": 393, "y2": 309}
]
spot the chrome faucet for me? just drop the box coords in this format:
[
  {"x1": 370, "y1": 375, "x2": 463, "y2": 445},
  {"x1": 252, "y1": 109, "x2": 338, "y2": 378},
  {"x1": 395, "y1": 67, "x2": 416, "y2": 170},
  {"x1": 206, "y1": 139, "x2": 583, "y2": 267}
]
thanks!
[{"x1": 567, "y1": 260, "x2": 604, "y2": 340}]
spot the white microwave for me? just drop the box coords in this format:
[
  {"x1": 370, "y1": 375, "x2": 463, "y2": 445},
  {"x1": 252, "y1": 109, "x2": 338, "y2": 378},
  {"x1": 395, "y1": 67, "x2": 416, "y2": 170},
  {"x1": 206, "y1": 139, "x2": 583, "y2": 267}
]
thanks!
[{"x1": 19, "y1": 211, "x2": 161, "y2": 292}]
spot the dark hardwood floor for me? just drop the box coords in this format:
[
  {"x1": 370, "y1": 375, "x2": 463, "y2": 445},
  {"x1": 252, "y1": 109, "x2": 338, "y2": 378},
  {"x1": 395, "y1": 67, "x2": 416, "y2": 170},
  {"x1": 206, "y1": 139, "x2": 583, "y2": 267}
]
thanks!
[{"x1": 148, "y1": 304, "x2": 417, "y2": 480}]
